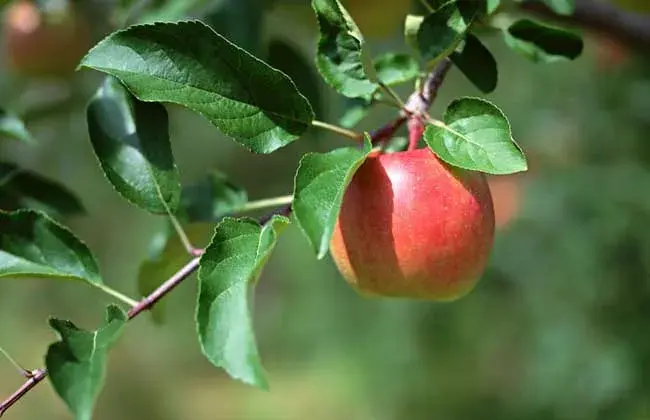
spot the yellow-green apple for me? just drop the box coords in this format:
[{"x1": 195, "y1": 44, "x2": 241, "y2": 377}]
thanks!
[
  {"x1": 2, "y1": 0, "x2": 92, "y2": 78},
  {"x1": 330, "y1": 148, "x2": 495, "y2": 301}
]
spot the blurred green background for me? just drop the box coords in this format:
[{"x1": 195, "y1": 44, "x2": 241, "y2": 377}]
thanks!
[{"x1": 2, "y1": 0, "x2": 650, "y2": 419}]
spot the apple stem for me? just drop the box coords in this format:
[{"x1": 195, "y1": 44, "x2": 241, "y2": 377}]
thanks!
[{"x1": 407, "y1": 117, "x2": 425, "y2": 151}]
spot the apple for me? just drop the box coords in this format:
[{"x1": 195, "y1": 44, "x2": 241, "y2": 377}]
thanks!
[
  {"x1": 330, "y1": 148, "x2": 495, "y2": 301},
  {"x1": 2, "y1": 0, "x2": 92, "y2": 78}
]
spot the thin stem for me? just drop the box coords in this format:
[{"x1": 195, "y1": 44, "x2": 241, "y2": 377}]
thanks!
[
  {"x1": 368, "y1": 116, "x2": 407, "y2": 145},
  {"x1": 238, "y1": 195, "x2": 294, "y2": 213},
  {"x1": 311, "y1": 120, "x2": 362, "y2": 141},
  {"x1": 0, "y1": 346, "x2": 28, "y2": 376},
  {"x1": 378, "y1": 82, "x2": 407, "y2": 110},
  {"x1": 127, "y1": 257, "x2": 200, "y2": 319},
  {"x1": 168, "y1": 213, "x2": 196, "y2": 255},
  {"x1": 407, "y1": 117, "x2": 426, "y2": 151},
  {"x1": 0, "y1": 368, "x2": 46, "y2": 417},
  {"x1": 91, "y1": 283, "x2": 140, "y2": 307}
]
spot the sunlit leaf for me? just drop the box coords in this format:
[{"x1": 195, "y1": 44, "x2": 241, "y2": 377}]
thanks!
[
  {"x1": 0, "y1": 209, "x2": 102, "y2": 284},
  {"x1": 46, "y1": 305, "x2": 127, "y2": 420},
  {"x1": 293, "y1": 134, "x2": 372, "y2": 259},
  {"x1": 373, "y1": 53, "x2": 420, "y2": 86},
  {"x1": 87, "y1": 77, "x2": 180, "y2": 215},
  {"x1": 312, "y1": 0, "x2": 379, "y2": 98},
  {"x1": 424, "y1": 97, "x2": 527, "y2": 174},
  {"x1": 80, "y1": 21, "x2": 314, "y2": 154},
  {"x1": 196, "y1": 215, "x2": 290, "y2": 389}
]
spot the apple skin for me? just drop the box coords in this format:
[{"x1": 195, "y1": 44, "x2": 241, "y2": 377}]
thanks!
[
  {"x1": 2, "y1": 0, "x2": 92, "y2": 78},
  {"x1": 330, "y1": 148, "x2": 495, "y2": 301}
]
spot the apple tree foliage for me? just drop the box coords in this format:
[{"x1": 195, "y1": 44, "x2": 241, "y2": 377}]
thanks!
[{"x1": 0, "y1": 0, "x2": 584, "y2": 418}]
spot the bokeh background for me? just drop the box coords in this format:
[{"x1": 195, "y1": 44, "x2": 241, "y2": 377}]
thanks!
[{"x1": 2, "y1": 0, "x2": 650, "y2": 419}]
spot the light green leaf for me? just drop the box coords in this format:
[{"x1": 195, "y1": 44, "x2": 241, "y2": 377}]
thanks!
[
  {"x1": 339, "y1": 98, "x2": 371, "y2": 129},
  {"x1": 417, "y1": 1, "x2": 480, "y2": 64},
  {"x1": 0, "y1": 109, "x2": 35, "y2": 144},
  {"x1": 178, "y1": 171, "x2": 248, "y2": 223},
  {"x1": 487, "y1": 0, "x2": 501, "y2": 14},
  {"x1": 292, "y1": 134, "x2": 372, "y2": 259},
  {"x1": 138, "y1": 223, "x2": 213, "y2": 323},
  {"x1": 80, "y1": 21, "x2": 314, "y2": 154},
  {"x1": 424, "y1": 97, "x2": 527, "y2": 174},
  {"x1": 451, "y1": 34, "x2": 498, "y2": 93},
  {"x1": 0, "y1": 209, "x2": 102, "y2": 284},
  {"x1": 87, "y1": 77, "x2": 180, "y2": 215},
  {"x1": 404, "y1": 14, "x2": 424, "y2": 53},
  {"x1": 312, "y1": 0, "x2": 379, "y2": 98},
  {"x1": 540, "y1": 0, "x2": 575, "y2": 15},
  {"x1": 46, "y1": 305, "x2": 127, "y2": 420},
  {"x1": 504, "y1": 19, "x2": 583, "y2": 63},
  {"x1": 373, "y1": 53, "x2": 420, "y2": 86},
  {"x1": 196, "y1": 215, "x2": 290, "y2": 389},
  {"x1": 0, "y1": 162, "x2": 85, "y2": 216}
]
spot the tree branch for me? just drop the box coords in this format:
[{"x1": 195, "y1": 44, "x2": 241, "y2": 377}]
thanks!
[{"x1": 521, "y1": 0, "x2": 650, "y2": 49}]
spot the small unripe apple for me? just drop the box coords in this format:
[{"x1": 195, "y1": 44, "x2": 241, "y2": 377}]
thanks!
[
  {"x1": 330, "y1": 149, "x2": 495, "y2": 301},
  {"x1": 2, "y1": 0, "x2": 92, "y2": 78}
]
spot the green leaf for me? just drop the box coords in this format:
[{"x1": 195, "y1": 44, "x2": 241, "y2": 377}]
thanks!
[
  {"x1": 405, "y1": 14, "x2": 424, "y2": 53},
  {"x1": 0, "y1": 163, "x2": 85, "y2": 216},
  {"x1": 0, "y1": 209, "x2": 102, "y2": 284},
  {"x1": 0, "y1": 109, "x2": 35, "y2": 144},
  {"x1": 267, "y1": 39, "x2": 323, "y2": 123},
  {"x1": 196, "y1": 215, "x2": 290, "y2": 389},
  {"x1": 312, "y1": 0, "x2": 379, "y2": 98},
  {"x1": 416, "y1": 1, "x2": 480, "y2": 64},
  {"x1": 80, "y1": 21, "x2": 314, "y2": 154},
  {"x1": 46, "y1": 305, "x2": 127, "y2": 420},
  {"x1": 372, "y1": 53, "x2": 420, "y2": 86},
  {"x1": 179, "y1": 171, "x2": 248, "y2": 223},
  {"x1": 540, "y1": 0, "x2": 575, "y2": 15},
  {"x1": 87, "y1": 77, "x2": 180, "y2": 215},
  {"x1": 138, "y1": 223, "x2": 213, "y2": 323},
  {"x1": 424, "y1": 97, "x2": 527, "y2": 174},
  {"x1": 339, "y1": 98, "x2": 371, "y2": 129},
  {"x1": 504, "y1": 19, "x2": 583, "y2": 63},
  {"x1": 451, "y1": 34, "x2": 498, "y2": 93},
  {"x1": 292, "y1": 134, "x2": 372, "y2": 259},
  {"x1": 486, "y1": 0, "x2": 501, "y2": 14}
]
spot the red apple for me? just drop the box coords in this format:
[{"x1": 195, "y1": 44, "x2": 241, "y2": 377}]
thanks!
[
  {"x1": 330, "y1": 148, "x2": 495, "y2": 301},
  {"x1": 2, "y1": 0, "x2": 92, "y2": 78}
]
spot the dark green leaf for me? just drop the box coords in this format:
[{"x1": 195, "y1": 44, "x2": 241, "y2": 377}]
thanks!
[
  {"x1": 267, "y1": 38, "x2": 323, "y2": 123},
  {"x1": 504, "y1": 19, "x2": 583, "y2": 63},
  {"x1": 373, "y1": 53, "x2": 420, "y2": 86},
  {"x1": 292, "y1": 134, "x2": 372, "y2": 259},
  {"x1": 196, "y1": 215, "x2": 290, "y2": 389},
  {"x1": 179, "y1": 171, "x2": 248, "y2": 223},
  {"x1": 451, "y1": 34, "x2": 498, "y2": 93},
  {"x1": 0, "y1": 209, "x2": 102, "y2": 284},
  {"x1": 540, "y1": 0, "x2": 575, "y2": 15},
  {"x1": 46, "y1": 305, "x2": 127, "y2": 420},
  {"x1": 424, "y1": 97, "x2": 527, "y2": 174},
  {"x1": 0, "y1": 109, "x2": 34, "y2": 144},
  {"x1": 80, "y1": 21, "x2": 314, "y2": 154},
  {"x1": 312, "y1": 0, "x2": 379, "y2": 98},
  {"x1": 0, "y1": 163, "x2": 85, "y2": 216},
  {"x1": 138, "y1": 223, "x2": 213, "y2": 323},
  {"x1": 87, "y1": 77, "x2": 180, "y2": 215},
  {"x1": 417, "y1": 1, "x2": 480, "y2": 64}
]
